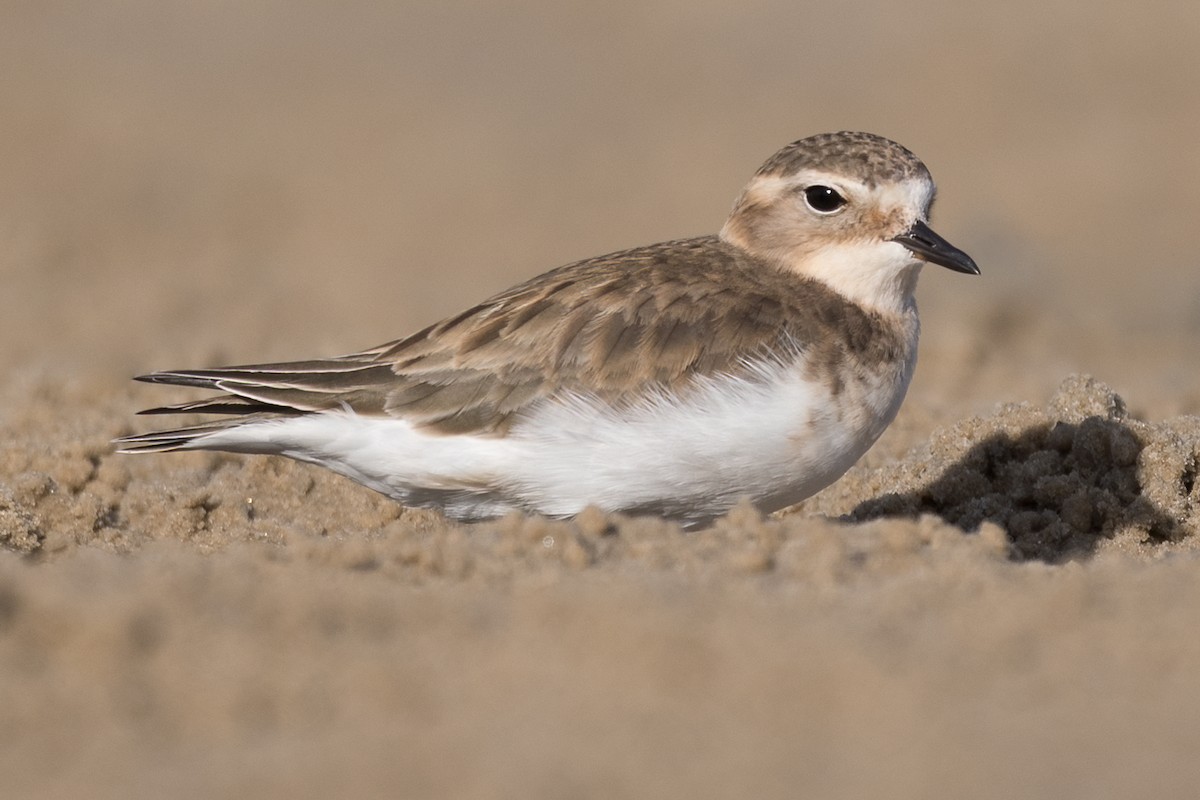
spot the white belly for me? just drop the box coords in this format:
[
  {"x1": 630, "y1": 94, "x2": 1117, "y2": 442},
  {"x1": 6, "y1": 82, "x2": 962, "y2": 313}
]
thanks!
[
  {"x1": 503, "y1": 354, "x2": 912, "y2": 521},
  {"x1": 203, "y1": 352, "x2": 915, "y2": 525}
]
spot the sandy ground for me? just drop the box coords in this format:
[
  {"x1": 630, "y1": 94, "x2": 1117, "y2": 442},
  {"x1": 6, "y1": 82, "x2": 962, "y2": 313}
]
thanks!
[{"x1": 3, "y1": 2, "x2": 1200, "y2": 797}]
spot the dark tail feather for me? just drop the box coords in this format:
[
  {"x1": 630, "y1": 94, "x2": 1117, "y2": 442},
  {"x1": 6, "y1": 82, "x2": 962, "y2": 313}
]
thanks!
[
  {"x1": 137, "y1": 394, "x2": 298, "y2": 416},
  {"x1": 121, "y1": 360, "x2": 387, "y2": 452},
  {"x1": 112, "y1": 417, "x2": 265, "y2": 454}
]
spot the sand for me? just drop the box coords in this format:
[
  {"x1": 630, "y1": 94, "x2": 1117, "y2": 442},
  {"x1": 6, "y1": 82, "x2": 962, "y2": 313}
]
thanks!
[{"x1": 3, "y1": 2, "x2": 1200, "y2": 797}]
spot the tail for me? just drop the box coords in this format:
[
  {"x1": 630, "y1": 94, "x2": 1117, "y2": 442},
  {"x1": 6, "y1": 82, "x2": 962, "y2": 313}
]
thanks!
[
  {"x1": 113, "y1": 417, "x2": 276, "y2": 454},
  {"x1": 113, "y1": 362, "x2": 346, "y2": 454},
  {"x1": 116, "y1": 354, "x2": 394, "y2": 453}
]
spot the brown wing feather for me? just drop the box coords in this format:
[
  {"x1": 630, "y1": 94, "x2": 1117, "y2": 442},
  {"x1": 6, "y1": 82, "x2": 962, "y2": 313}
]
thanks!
[
  {"x1": 133, "y1": 235, "x2": 897, "y2": 436},
  {"x1": 357, "y1": 236, "x2": 799, "y2": 433}
]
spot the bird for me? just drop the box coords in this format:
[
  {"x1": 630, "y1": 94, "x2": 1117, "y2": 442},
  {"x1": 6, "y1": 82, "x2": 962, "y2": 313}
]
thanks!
[{"x1": 115, "y1": 131, "x2": 978, "y2": 527}]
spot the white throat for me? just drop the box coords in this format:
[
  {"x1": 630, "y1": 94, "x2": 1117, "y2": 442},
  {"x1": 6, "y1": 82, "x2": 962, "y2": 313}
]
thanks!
[{"x1": 795, "y1": 240, "x2": 923, "y2": 315}]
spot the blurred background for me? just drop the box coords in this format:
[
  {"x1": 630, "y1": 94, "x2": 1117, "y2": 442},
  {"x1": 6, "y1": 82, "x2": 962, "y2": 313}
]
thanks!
[
  {"x1": 4, "y1": 5, "x2": 1200, "y2": 797},
  {"x1": 3, "y1": 0, "x2": 1199, "y2": 422}
]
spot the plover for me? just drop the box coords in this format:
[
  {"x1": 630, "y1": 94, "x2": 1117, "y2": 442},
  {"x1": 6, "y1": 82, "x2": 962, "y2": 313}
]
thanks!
[{"x1": 116, "y1": 131, "x2": 978, "y2": 527}]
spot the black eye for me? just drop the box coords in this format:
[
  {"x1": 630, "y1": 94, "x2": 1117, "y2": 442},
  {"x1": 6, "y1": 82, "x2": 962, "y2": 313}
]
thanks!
[{"x1": 803, "y1": 185, "x2": 847, "y2": 214}]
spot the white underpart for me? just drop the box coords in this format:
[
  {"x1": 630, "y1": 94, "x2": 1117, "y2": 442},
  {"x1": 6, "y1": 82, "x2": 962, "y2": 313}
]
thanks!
[{"x1": 193, "y1": 340, "x2": 917, "y2": 525}]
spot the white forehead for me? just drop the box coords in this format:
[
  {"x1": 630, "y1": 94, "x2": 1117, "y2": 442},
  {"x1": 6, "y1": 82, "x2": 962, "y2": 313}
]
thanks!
[{"x1": 873, "y1": 175, "x2": 936, "y2": 215}]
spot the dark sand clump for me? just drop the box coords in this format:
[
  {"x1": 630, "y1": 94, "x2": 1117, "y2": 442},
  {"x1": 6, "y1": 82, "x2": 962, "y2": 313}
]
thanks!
[{"x1": 804, "y1": 375, "x2": 1200, "y2": 561}]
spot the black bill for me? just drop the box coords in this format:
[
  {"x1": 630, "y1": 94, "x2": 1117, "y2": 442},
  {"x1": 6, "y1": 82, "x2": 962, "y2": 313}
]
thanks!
[{"x1": 892, "y1": 219, "x2": 980, "y2": 275}]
